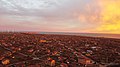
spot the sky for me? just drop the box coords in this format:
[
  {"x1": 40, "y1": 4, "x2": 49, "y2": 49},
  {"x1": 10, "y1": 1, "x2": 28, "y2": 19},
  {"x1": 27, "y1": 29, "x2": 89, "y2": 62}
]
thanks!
[{"x1": 0, "y1": 0, "x2": 120, "y2": 34}]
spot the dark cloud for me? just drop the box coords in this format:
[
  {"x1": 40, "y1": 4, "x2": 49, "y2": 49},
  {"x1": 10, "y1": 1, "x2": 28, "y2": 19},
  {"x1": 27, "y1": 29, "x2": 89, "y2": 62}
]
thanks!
[{"x1": 0, "y1": 0, "x2": 102, "y2": 32}]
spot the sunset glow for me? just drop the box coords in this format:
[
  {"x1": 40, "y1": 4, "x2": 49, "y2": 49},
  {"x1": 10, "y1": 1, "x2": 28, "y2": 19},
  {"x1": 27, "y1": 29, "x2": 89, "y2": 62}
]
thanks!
[
  {"x1": 98, "y1": 0, "x2": 120, "y2": 33},
  {"x1": 0, "y1": 0, "x2": 120, "y2": 34}
]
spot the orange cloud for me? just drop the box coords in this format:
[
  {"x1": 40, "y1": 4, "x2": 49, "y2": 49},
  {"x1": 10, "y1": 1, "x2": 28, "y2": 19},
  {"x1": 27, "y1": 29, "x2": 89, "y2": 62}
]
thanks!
[{"x1": 97, "y1": 0, "x2": 120, "y2": 34}]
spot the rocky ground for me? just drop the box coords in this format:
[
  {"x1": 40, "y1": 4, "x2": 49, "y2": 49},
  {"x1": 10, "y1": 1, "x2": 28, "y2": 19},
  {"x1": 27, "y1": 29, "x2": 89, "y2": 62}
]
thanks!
[{"x1": 0, "y1": 32, "x2": 120, "y2": 67}]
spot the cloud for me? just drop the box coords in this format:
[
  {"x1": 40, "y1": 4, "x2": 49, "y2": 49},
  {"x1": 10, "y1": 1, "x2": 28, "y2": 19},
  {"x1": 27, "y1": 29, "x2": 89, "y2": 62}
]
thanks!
[
  {"x1": 97, "y1": 0, "x2": 120, "y2": 33},
  {"x1": 1, "y1": 0, "x2": 119, "y2": 33},
  {"x1": 0, "y1": 0, "x2": 100, "y2": 21}
]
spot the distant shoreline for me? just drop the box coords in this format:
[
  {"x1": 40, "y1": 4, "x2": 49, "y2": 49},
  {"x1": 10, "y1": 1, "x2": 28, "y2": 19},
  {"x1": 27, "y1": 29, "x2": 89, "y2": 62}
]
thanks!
[
  {"x1": 0, "y1": 32, "x2": 120, "y2": 39},
  {"x1": 39, "y1": 32, "x2": 120, "y2": 39}
]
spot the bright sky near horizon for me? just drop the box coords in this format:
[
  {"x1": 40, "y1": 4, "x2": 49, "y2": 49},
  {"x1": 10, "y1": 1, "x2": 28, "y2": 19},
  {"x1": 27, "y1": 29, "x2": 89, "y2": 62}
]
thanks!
[{"x1": 0, "y1": 0, "x2": 120, "y2": 34}]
